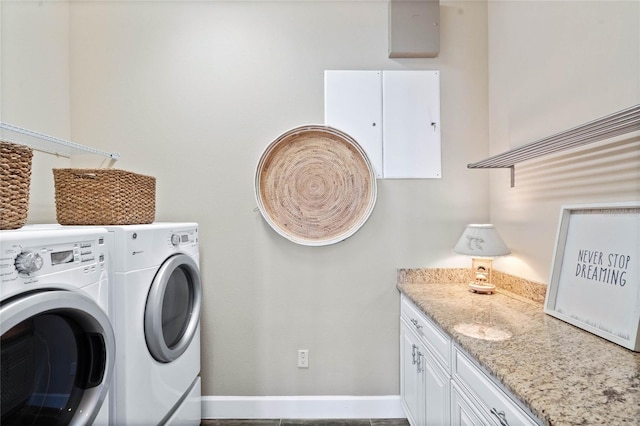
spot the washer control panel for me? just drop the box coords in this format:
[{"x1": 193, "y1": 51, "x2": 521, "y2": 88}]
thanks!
[
  {"x1": 0, "y1": 234, "x2": 107, "y2": 284},
  {"x1": 14, "y1": 250, "x2": 45, "y2": 274}
]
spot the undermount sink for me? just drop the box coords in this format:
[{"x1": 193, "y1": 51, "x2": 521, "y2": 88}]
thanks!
[{"x1": 454, "y1": 323, "x2": 512, "y2": 341}]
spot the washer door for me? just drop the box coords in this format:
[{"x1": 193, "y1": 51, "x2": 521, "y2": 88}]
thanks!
[
  {"x1": 0, "y1": 291, "x2": 115, "y2": 426},
  {"x1": 145, "y1": 254, "x2": 202, "y2": 363}
]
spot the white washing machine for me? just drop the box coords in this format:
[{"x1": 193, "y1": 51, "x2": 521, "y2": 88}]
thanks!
[
  {"x1": 0, "y1": 227, "x2": 115, "y2": 426},
  {"x1": 106, "y1": 223, "x2": 202, "y2": 425}
]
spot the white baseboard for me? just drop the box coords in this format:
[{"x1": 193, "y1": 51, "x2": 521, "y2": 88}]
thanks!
[{"x1": 202, "y1": 395, "x2": 405, "y2": 419}]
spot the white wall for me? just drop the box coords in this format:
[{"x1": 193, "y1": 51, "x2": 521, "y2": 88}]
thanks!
[
  {"x1": 64, "y1": 0, "x2": 489, "y2": 397},
  {"x1": 487, "y1": 0, "x2": 640, "y2": 283}
]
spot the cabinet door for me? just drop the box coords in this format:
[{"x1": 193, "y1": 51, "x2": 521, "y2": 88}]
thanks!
[
  {"x1": 423, "y1": 349, "x2": 450, "y2": 425},
  {"x1": 400, "y1": 322, "x2": 425, "y2": 426},
  {"x1": 324, "y1": 70, "x2": 383, "y2": 178},
  {"x1": 401, "y1": 294, "x2": 451, "y2": 370},
  {"x1": 382, "y1": 70, "x2": 441, "y2": 178},
  {"x1": 451, "y1": 381, "x2": 486, "y2": 426}
]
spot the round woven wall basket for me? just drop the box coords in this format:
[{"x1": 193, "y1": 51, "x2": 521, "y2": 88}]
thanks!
[{"x1": 255, "y1": 125, "x2": 377, "y2": 246}]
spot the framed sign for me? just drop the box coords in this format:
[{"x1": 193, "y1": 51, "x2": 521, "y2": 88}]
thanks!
[{"x1": 544, "y1": 202, "x2": 640, "y2": 351}]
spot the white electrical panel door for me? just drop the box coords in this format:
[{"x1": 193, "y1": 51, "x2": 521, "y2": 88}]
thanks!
[
  {"x1": 324, "y1": 70, "x2": 383, "y2": 178},
  {"x1": 382, "y1": 70, "x2": 441, "y2": 179},
  {"x1": 325, "y1": 70, "x2": 441, "y2": 179}
]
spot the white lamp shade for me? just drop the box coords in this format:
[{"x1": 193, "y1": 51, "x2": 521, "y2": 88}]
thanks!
[{"x1": 453, "y1": 224, "x2": 510, "y2": 257}]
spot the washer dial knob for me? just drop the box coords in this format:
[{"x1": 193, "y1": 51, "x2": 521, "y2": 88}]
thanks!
[
  {"x1": 171, "y1": 234, "x2": 181, "y2": 246},
  {"x1": 15, "y1": 251, "x2": 44, "y2": 274}
]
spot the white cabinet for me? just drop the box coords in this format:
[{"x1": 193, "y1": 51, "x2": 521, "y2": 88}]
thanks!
[
  {"x1": 401, "y1": 295, "x2": 450, "y2": 426},
  {"x1": 400, "y1": 295, "x2": 541, "y2": 426},
  {"x1": 324, "y1": 70, "x2": 440, "y2": 179},
  {"x1": 452, "y1": 348, "x2": 539, "y2": 426},
  {"x1": 401, "y1": 319, "x2": 451, "y2": 426},
  {"x1": 400, "y1": 322, "x2": 427, "y2": 425},
  {"x1": 422, "y1": 344, "x2": 450, "y2": 425},
  {"x1": 450, "y1": 381, "x2": 487, "y2": 426}
]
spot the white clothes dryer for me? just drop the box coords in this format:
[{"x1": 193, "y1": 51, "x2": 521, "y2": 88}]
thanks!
[
  {"x1": 105, "y1": 223, "x2": 202, "y2": 425},
  {"x1": 0, "y1": 227, "x2": 115, "y2": 426}
]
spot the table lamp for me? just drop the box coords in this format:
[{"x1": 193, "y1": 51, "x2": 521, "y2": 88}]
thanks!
[{"x1": 453, "y1": 224, "x2": 510, "y2": 294}]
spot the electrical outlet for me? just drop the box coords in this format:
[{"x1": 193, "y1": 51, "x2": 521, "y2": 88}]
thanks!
[{"x1": 297, "y1": 349, "x2": 309, "y2": 368}]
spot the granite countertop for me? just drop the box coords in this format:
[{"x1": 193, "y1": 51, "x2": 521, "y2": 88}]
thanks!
[{"x1": 397, "y1": 279, "x2": 640, "y2": 425}]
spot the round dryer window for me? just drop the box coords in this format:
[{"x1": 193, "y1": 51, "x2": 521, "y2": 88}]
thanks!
[
  {"x1": 144, "y1": 254, "x2": 202, "y2": 363},
  {"x1": 255, "y1": 125, "x2": 377, "y2": 246}
]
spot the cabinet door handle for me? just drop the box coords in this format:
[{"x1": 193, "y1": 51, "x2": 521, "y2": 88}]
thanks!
[
  {"x1": 410, "y1": 318, "x2": 423, "y2": 329},
  {"x1": 416, "y1": 350, "x2": 424, "y2": 373},
  {"x1": 490, "y1": 408, "x2": 509, "y2": 426},
  {"x1": 411, "y1": 344, "x2": 417, "y2": 365}
]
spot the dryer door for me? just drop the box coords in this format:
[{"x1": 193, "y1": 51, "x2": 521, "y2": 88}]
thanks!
[
  {"x1": 145, "y1": 254, "x2": 202, "y2": 363},
  {"x1": 0, "y1": 290, "x2": 115, "y2": 426}
]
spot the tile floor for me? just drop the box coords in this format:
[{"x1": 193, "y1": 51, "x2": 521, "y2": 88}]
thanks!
[{"x1": 201, "y1": 419, "x2": 409, "y2": 426}]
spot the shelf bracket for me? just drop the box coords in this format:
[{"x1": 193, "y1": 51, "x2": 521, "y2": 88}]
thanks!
[{"x1": 510, "y1": 165, "x2": 515, "y2": 188}]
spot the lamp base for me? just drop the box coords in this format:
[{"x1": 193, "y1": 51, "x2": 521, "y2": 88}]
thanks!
[{"x1": 468, "y1": 282, "x2": 496, "y2": 294}]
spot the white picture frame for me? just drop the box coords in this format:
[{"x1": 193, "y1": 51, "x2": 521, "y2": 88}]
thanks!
[{"x1": 544, "y1": 201, "x2": 640, "y2": 352}]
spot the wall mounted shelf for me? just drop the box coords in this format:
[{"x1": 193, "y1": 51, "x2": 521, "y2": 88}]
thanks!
[
  {"x1": 0, "y1": 122, "x2": 120, "y2": 161},
  {"x1": 467, "y1": 104, "x2": 640, "y2": 187}
]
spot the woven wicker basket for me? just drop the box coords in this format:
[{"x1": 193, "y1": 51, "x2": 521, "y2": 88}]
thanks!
[
  {"x1": 1, "y1": 141, "x2": 33, "y2": 229},
  {"x1": 53, "y1": 168, "x2": 156, "y2": 225}
]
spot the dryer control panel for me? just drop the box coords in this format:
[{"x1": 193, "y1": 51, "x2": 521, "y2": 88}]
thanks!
[
  {"x1": 169, "y1": 228, "x2": 197, "y2": 248},
  {"x1": 106, "y1": 223, "x2": 199, "y2": 272}
]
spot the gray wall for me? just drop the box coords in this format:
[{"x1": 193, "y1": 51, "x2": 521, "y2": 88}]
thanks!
[
  {"x1": 3, "y1": 0, "x2": 489, "y2": 397},
  {"x1": 7, "y1": 0, "x2": 637, "y2": 400},
  {"x1": 487, "y1": 0, "x2": 640, "y2": 283},
  {"x1": 1, "y1": 0, "x2": 72, "y2": 222},
  {"x1": 67, "y1": 0, "x2": 490, "y2": 396}
]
